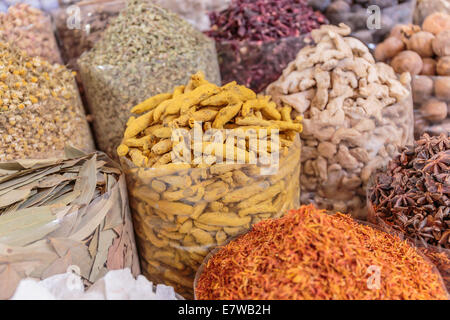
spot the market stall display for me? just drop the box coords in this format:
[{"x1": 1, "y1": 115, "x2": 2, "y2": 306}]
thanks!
[
  {"x1": 206, "y1": 0, "x2": 327, "y2": 93},
  {"x1": 309, "y1": 0, "x2": 416, "y2": 46},
  {"x1": 267, "y1": 24, "x2": 413, "y2": 219},
  {"x1": 374, "y1": 14, "x2": 450, "y2": 137},
  {"x1": 119, "y1": 72, "x2": 302, "y2": 298},
  {"x1": 0, "y1": 150, "x2": 140, "y2": 300},
  {"x1": 0, "y1": 42, "x2": 94, "y2": 162},
  {"x1": 78, "y1": 0, "x2": 220, "y2": 158},
  {"x1": 195, "y1": 205, "x2": 449, "y2": 300},
  {"x1": 0, "y1": 3, "x2": 62, "y2": 64},
  {"x1": 367, "y1": 133, "x2": 449, "y2": 290}
]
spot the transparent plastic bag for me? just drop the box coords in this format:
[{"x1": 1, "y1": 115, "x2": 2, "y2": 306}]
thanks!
[
  {"x1": 53, "y1": 0, "x2": 125, "y2": 72},
  {"x1": 215, "y1": 35, "x2": 311, "y2": 93},
  {"x1": 121, "y1": 136, "x2": 301, "y2": 299},
  {"x1": 298, "y1": 93, "x2": 414, "y2": 220},
  {"x1": 0, "y1": 78, "x2": 95, "y2": 162},
  {"x1": 78, "y1": 1, "x2": 221, "y2": 158},
  {"x1": 194, "y1": 213, "x2": 449, "y2": 299},
  {"x1": 0, "y1": 151, "x2": 140, "y2": 300},
  {"x1": 414, "y1": 0, "x2": 450, "y2": 25},
  {"x1": 323, "y1": 0, "x2": 416, "y2": 46},
  {"x1": 412, "y1": 75, "x2": 450, "y2": 139},
  {"x1": 0, "y1": 3, "x2": 62, "y2": 64},
  {"x1": 150, "y1": 0, "x2": 230, "y2": 31}
]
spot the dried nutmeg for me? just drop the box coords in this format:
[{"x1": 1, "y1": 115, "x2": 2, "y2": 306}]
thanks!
[
  {"x1": 391, "y1": 50, "x2": 423, "y2": 75},
  {"x1": 407, "y1": 31, "x2": 435, "y2": 57},
  {"x1": 375, "y1": 36, "x2": 405, "y2": 61},
  {"x1": 420, "y1": 58, "x2": 436, "y2": 75},
  {"x1": 412, "y1": 75, "x2": 434, "y2": 103},
  {"x1": 434, "y1": 76, "x2": 450, "y2": 100},
  {"x1": 422, "y1": 12, "x2": 450, "y2": 35},
  {"x1": 432, "y1": 30, "x2": 450, "y2": 57},
  {"x1": 420, "y1": 99, "x2": 448, "y2": 122},
  {"x1": 436, "y1": 56, "x2": 450, "y2": 76}
]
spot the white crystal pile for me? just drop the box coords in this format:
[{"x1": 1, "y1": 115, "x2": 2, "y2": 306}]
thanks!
[{"x1": 10, "y1": 268, "x2": 180, "y2": 300}]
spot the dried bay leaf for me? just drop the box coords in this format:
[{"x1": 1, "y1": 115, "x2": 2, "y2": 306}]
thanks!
[
  {"x1": 89, "y1": 228, "x2": 116, "y2": 282},
  {"x1": 0, "y1": 265, "x2": 21, "y2": 300},
  {"x1": 0, "y1": 152, "x2": 140, "y2": 298},
  {"x1": 0, "y1": 188, "x2": 32, "y2": 207}
]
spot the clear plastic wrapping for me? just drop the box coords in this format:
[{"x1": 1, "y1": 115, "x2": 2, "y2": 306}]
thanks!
[
  {"x1": 53, "y1": 0, "x2": 125, "y2": 72},
  {"x1": 320, "y1": 0, "x2": 416, "y2": 46},
  {"x1": 0, "y1": 3, "x2": 62, "y2": 64},
  {"x1": 121, "y1": 137, "x2": 301, "y2": 299},
  {"x1": 414, "y1": 0, "x2": 450, "y2": 25},
  {"x1": 412, "y1": 75, "x2": 450, "y2": 138},
  {"x1": 0, "y1": 150, "x2": 140, "y2": 300},
  {"x1": 215, "y1": 35, "x2": 311, "y2": 93}
]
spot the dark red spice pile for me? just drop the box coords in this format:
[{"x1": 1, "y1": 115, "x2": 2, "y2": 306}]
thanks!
[{"x1": 207, "y1": 0, "x2": 327, "y2": 42}]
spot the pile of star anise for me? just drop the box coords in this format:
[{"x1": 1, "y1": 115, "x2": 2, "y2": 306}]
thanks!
[{"x1": 369, "y1": 133, "x2": 449, "y2": 249}]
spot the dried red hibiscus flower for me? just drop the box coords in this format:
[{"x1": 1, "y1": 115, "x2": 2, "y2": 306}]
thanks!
[{"x1": 205, "y1": 0, "x2": 327, "y2": 93}]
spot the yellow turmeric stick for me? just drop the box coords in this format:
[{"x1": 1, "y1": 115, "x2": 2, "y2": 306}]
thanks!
[
  {"x1": 197, "y1": 212, "x2": 251, "y2": 227},
  {"x1": 212, "y1": 101, "x2": 242, "y2": 128},
  {"x1": 124, "y1": 110, "x2": 154, "y2": 139},
  {"x1": 129, "y1": 148, "x2": 148, "y2": 167},
  {"x1": 151, "y1": 139, "x2": 172, "y2": 155},
  {"x1": 124, "y1": 135, "x2": 153, "y2": 147},
  {"x1": 164, "y1": 83, "x2": 219, "y2": 116},
  {"x1": 131, "y1": 92, "x2": 172, "y2": 114},
  {"x1": 261, "y1": 101, "x2": 282, "y2": 120},
  {"x1": 117, "y1": 144, "x2": 129, "y2": 157}
]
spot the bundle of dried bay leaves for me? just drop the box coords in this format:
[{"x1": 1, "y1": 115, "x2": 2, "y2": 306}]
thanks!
[{"x1": 0, "y1": 148, "x2": 140, "y2": 299}]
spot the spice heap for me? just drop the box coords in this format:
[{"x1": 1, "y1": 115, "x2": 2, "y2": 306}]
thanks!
[
  {"x1": 310, "y1": 0, "x2": 416, "y2": 45},
  {"x1": 207, "y1": 0, "x2": 326, "y2": 41},
  {"x1": 0, "y1": 42, "x2": 94, "y2": 161},
  {"x1": 206, "y1": 0, "x2": 327, "y2": 93},
  {"x1": 78, "y1": 0, "x2": 220, "y2": 158},
  {"x1": 119, "y1": 72, "x2": 302, "y2": 298},
  {"x1": 375, "y1": 13, "x2": 450, "y2": 138},
  {"x1": 368, "y1": 133, "x2": 449, "y2": 250},
  {"x1": 0, "y1": 4, "x2": 62, "y2": 64},
  {"x1": 195, "y1": 205, "x2": 449, "y2": 300},
  {"x1": 267, "y1": 24, "x2": 413, "y2": 219},
  {"x1": 0, "y1": 150, "x2": 140, "y2": 300}
]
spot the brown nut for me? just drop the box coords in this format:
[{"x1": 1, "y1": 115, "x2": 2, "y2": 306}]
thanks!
[
  {"x1": 423, "y1": 12, "x2": 450, "y2": 35},
  {"x1": 420, "y1": 99, "x2": 448, "y2": 122},
  {"x1": 432, "y1": 30, "x2": 450, "y2": 57},
  {"x1": 375, "y1": 37, "x2": 405, "y2": 62},
  {"x1": 434, "y1": 76, "x2": 450, "y2": 100},
  {"x1": 407, "y1": 31, "x2": 435, "y2": 58},
  {"x1": 420, "y1": 58, "x2": 437, "y2": 75},
  {"x1": 412, "y1": 76, "x2": 434, "y2": 103},
  {"x1": 391, "y1": 51, "x2": 423, "y2": 75},
  {"x1": 436, "y1": 56, "x2": 450, "y2": 76}
]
